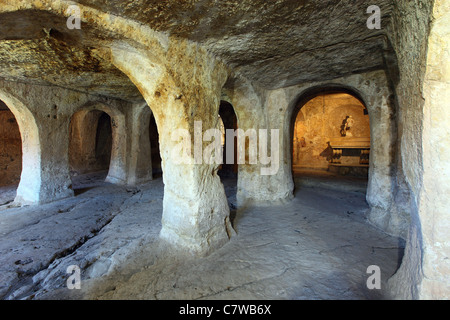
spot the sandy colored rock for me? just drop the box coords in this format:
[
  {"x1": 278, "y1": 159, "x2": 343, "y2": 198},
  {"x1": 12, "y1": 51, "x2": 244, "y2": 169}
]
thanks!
[{"x1": 0, "y1": 0, "x2": 448, "y2": 300}]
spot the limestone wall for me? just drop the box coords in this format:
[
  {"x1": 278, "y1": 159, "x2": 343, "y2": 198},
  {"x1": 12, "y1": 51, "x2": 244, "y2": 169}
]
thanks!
[
  {"x1": 69, "y1": 110, "x2": 112, "y2": 175},
  {"x1": 385, "y1": 0, "x2": 430, "y2": 300},
  {"x1": 0, "y1": 79, "x2": 134, "y2": 204},
  {"x1": 386, "y1": 0, "x2": 450, "y2": 300},
  {"x1": 0, "y1": 0, "x2": 447, "y2": 298}
]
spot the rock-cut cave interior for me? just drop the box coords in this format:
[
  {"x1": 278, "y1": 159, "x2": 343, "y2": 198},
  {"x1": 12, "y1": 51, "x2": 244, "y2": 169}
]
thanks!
[{"x1": 0, "y1": 0, "x2": 448, "y2": 301}]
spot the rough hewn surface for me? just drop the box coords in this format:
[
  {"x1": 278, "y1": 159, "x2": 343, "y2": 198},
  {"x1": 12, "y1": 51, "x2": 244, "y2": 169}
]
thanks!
[
  {"x1": 0, "y1": 8, "x2": 141, "y2": 101},
  {"x1": 419, "y1": 0, "x2": 450, "y2": 299},
  {"x1": 0, "y1": 172, "x2": 155, "y2": 299},
  {"x1": 69, "y1": 110, "x2": 112, "y2": 175},
  {"x1": 77, "y1": 0, "x2": 394, "y2": 89},
  {"x1": 0, "y1": 79, "x2": 132, "y2": 204},
  {"x1": 224, "y1": 70, "x2": 408, "y2": 241},
  {"x1": 0, "y1": 0, "x2": 394, "y2": 97},
  {"x1": 0, "y1": 0, "x2": 448, "y2": 300},
  {"x1": 111, "y1": 41, "x2": 233, "y2": 255},
  {"x1": 0, "y1": 175, "x2": 403, "y2": 300},
  {"x1": 383, "y1": 0, "x2": 431, "y2": 300},
  {"x1": 386, "y1": 0, "x2": 450, "y2": 300}
]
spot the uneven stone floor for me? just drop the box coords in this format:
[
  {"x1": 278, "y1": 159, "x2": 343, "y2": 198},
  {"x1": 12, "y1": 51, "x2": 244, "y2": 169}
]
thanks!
[{"x1": 0, "y1": 171, "x2": 404, "y2": 300}]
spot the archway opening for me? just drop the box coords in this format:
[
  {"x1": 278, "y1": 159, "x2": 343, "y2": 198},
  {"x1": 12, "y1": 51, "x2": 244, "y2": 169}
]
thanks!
[
  {"x1": 69, "y1": 110, "x2": 113, "y2": 192},
  {"x1": 218, "y1": 101, "x2": 238, "y2": 179},
  {"x1": 149, "y1": 113, "x2": 162, "y2": 179},
  {"x1": 0, "y1": 100, "x2": 22, "y2": 204},
  {"x1": 218, "y1": 101, "x2": 238, "y2": 223},
  {"x1": 292, "y1": 92, "x2": 370, "y2": 192}
]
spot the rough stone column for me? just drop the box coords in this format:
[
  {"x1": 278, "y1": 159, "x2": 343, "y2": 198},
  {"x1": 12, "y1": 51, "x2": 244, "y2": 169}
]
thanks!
[
  {"x1": 125, "y1": 103, "x2": 153, "y2": 185},
  {"x1": 32, "y1": 106, "x2": 74, "y2": 204},
  {"x1": 111, "y1": 42, "x2": 233, "y2": 255},
  {"x1": 69, "y1": 102, "x2": 129, "y2": 186},
  {"x1": 225, "y1": 79, "x2": 293, "y2": 206},
  {"x1": 0, "y1": 83, "x2": 74, "y2": 205},
  {"x1": 418, "y1": 0, "x2": 450, "y2": 298},
  {"x1": 364, "y1": 86, "x2": 398, "y2": 234},
  {"x1": 69, "y1": 110, "x2": 104, "y2": 173},
  {"x1": 388, "y1": 0, "x2": 450, "y2": 299}
]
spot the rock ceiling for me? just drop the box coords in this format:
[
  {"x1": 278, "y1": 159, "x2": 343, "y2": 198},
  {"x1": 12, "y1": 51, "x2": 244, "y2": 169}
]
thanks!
[{"x1": 0, "y1": 0, "x2": 394, "y2": 102}]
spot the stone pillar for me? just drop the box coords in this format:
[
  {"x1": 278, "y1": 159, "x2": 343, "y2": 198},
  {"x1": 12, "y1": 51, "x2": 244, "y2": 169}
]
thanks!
[
  {"x1": 225, "y1": 80, "x2": 294, "y2": 206},
  {"x1": 365, "y1": 88, "x2": 398, "y2": 234},
  {"x1": 125, "y1": 103, "x2": 153, "y2": 185},
  {"x1": 69, "y1": 110, "x2": 104, "y2": 174},
  {"x1": 70, "y1": 102, "x2": 128, "y2": 186},
  {"x1": 34, "y1": 110, "x2": 74, "y2": 204},
  {"x1": 388, "y1": 0, "x2": 450, "y2": 299},
  {"x1": 111, "y1": 41, "x2": 233, "y2": 255},
  {"x1": 0, "y1": 86, "x2": 74, "y2": 205},
  {"x1": 103, "y1": 108, "x2": 128, "y2": 185},
  {"x1": 418, "y1": 0, "x2": 450, "y2": 298}
]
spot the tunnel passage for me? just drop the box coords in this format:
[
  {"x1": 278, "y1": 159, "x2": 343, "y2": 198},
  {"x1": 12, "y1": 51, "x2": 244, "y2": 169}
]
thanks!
[
  {"x1": 292, "y1": 92, "x2": 371, "y2": 183},
  {"x1": 0, "y1": 99, "x2": 22, "y2": 187},
  {"x1": 217, "y1": 101, "x2": 239, "y2": 224},
  {"x1": 218, "y1": 101, "x2": 238, "y2": 179},
  {"x1": 149, "y1": 113, "x2": 162, "y2": 178}
]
